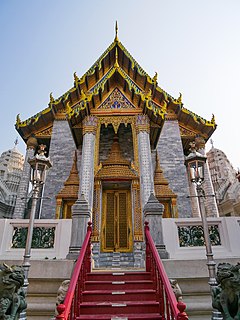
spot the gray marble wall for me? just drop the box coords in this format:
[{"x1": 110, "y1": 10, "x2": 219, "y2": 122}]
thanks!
[
  {"x1": 157, "y1": 119, "x2": 192, "y2": 217},
  {"x1": 41, "y1": 120, "x2": 76, "y2": 218}
]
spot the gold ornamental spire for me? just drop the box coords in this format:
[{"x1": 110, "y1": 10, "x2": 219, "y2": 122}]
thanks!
[{"x1": 115, "y1": 21, "x2": 119, "y2": 42}]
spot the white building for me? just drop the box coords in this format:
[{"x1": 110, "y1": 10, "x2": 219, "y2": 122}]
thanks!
[
  {"x1": 0, "y1": 143, "x2": 24, "y2": 218},
  {"x1": 207, "y1": 144, "x2": 240, "y2": 216}
]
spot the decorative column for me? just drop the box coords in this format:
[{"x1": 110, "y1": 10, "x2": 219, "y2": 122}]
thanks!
[
  {"x1": 79, "y1": 116, "x2": 98, "y2": 212},
  {"x1": 195, "y1": 136, "x2": 219, "y2": 217},
  {"x1": 144, "y1": 193, "x2": 169, "y2": 259},
  {"x1": 67, "y1": 116, "x2": 98, "y2": 259},
  {"x1": 13, "y1": 136, "x2": 38, "y2": 219},
  {"x1": 136, "y1": 115, "x2": 154, "y2": 208}
]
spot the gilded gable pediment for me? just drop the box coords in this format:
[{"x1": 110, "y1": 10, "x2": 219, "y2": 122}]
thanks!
[{"x1": 98, "y1": 88, "x2": 135, "y2": 110}]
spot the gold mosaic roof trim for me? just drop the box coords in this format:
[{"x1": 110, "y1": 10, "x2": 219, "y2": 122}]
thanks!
[
  {"x1": 181, "y1": 107, "x2": 216, "y2": 128},
  {"x1": 56, "y1": 151, "x2": 79, "y2": 199},
  {"x1": 154, "y1": 153, "x2": 177, "y2": 198}
]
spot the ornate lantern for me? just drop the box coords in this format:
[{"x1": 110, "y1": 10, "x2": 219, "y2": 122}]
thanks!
[
  {"x1": 28, "y1": 144, "x2": 52, "y2": 184},
  {"x1": 185, "y1": 141, "x2": 207, "y2": 184}
]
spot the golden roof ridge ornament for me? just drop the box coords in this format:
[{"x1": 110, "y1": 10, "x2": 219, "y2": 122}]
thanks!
[
  {"x1": 114, "y1": 47, "x2": 119, "y2": 69},
  {"x1": 16, "y1": 114, "x2": 21, "y2": 127},
  {"x1": 177, "y1": 92, "x2": 182, "y2": 104},
  {"x1": 211, "y1": 113, "x2": 215, "y2": 125},
  {"x1": 49, "y1": 92, "x2": 55, "y2": 105},
  {"x1": 153, "y1": 72, "x2": 158, "y2": 84},
  {"x1": 74, "y1": 72, "x2": 80, "y2": 84},
  {"x1": 115, "y1": 20, "x2": 119, "y2": 42}
]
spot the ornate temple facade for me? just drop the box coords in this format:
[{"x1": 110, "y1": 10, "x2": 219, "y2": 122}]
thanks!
[
  {"x1": 0, "y1": 143, "x2": 24, "y2": 218},
  {"x1": 13, "y1": 27, "x2": 218, "y2": 266}
]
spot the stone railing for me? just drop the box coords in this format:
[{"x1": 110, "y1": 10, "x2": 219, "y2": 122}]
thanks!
[
  {"x1": 162, "y1": 217, "x2": 240, "y2": 260},
  {"x1": 0, "y1": 217, "x2": 239, "y2": 261},
  {"x1": 0, "y1": 219, "x2": 72, "y2": 260}
]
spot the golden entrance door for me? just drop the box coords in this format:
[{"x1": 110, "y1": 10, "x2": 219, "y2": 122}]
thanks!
[{"x1": 101, "y1": 190, "x2": 132, "y2": 252}]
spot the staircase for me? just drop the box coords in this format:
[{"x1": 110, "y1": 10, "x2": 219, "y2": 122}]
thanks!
[
  {"x1": 78, "y1": 271, "x2": 161, "y2": 319},
  {"x1": 56, "y1": 222, "x2": 188, "y2": 320}
]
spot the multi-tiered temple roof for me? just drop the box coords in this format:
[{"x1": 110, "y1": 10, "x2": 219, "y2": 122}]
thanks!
[{"x1": 15, "y1": 23, "x2": 216, "y2": 152}]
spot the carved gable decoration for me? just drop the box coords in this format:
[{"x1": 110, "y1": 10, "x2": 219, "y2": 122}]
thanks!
[
  {"x1": 98, "y1": 88, "x2": 135, "y2": 110},
  {"x1": 179, "y1": 125, "x2": 196, "y2": 138},
  {"x1": 35, "y1": 126, "x2": 52, "y2": 138}
]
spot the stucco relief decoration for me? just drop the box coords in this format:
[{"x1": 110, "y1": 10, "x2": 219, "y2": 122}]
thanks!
[{"x1": 98, "y1": 88, "x2": 135, "y2": 110}]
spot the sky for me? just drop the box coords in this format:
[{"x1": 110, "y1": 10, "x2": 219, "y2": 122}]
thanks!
[{"x1": 0, "y1": 0, "x2": 239, "y2": 169}]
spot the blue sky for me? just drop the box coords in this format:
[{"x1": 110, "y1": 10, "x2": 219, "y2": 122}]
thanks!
[{"x1": 1, "y1": 0, "x2": 239, "y2": 168}]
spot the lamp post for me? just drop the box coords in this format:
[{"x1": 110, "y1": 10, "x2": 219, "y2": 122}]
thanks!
[
  {"x1": 185, "y1": 142, "x2": 222, "y2": 320},
  {"x1": 21, "y1": 144, "x2": 52, "y2": 319}
]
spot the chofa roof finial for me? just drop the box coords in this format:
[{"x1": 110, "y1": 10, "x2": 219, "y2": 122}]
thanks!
[{"x1": 115, "y1": 21, "x2": 119, "y2": 42}]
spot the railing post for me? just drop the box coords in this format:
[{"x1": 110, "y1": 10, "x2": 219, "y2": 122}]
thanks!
[
  {"x1": 86, "y1": 222, "x2": 92, "y2": 274},
  {"x1": 56, "y1": 304, "x2": 66, "y2": 320},
  {"x1": 144, "y1": 221, "x2": 151, "y2": 272},
  {"x1": 143, "y1": 193, "x2": 169, "y2": 259},
  {"x1": 177, "y1": 301, "x2": 188, "y2": 320}
]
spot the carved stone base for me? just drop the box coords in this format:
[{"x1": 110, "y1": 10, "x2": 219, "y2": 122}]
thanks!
[
  {"x1": 156, "y1": 244, "x2": 170, "y2": 259},
  {"x1": 66, "y1": 195, "x2": 90, "y2": 260}
]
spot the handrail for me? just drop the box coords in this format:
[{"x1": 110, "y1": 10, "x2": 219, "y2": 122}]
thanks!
[
  {"x1": 144, "y1": 221, "x2": 188, "y2": 320},
  {"x1": 56, "y1": 222, "x2": 92, "y2": 320}
]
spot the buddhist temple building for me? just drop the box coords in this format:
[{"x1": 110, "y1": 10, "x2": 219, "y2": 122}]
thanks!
[{"x1": 13, "y1": 23, "x2": 218, "y2": 266}]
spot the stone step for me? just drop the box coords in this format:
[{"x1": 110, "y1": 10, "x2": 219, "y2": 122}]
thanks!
[
  {"x1": 82, "y1": 289, "x2": 156, "y2": 302},
  {"x1": 85, "y1": 280, "x2": 154, "y2": 291},
  {"x1": 79, "y1": 301, "x2": 160, "y2": 315},
  {"x1": 77, "y1": 313, "x2": 162, "y2": 319},
  {"x1": 87, "y1": 272, "x2": 151, "y2": 281}
]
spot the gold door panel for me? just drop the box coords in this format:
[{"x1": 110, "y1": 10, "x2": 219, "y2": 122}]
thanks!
[{"x1": 101, "y1": 190, "x2": 132, "y2": 252}]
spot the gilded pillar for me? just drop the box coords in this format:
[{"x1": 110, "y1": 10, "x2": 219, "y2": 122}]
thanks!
[
  {"x1": 136, "y1": 115, "x2": 154, "y2": 208},
  {"x1": 132, "y1": 180, "x2": 143, "y2": 241},
  {"x1": 92, "y1": 180, "x2": 101, "y2": 242},
  {"x1": 55, "y1": 198, "x2": 63, "y2": 219},
  {"x1": 79, "y1": 116, "x2": 98, "y2": 212},
  {"x1": 13, "y1": 136, "x2": 38, "y2": 219}
]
